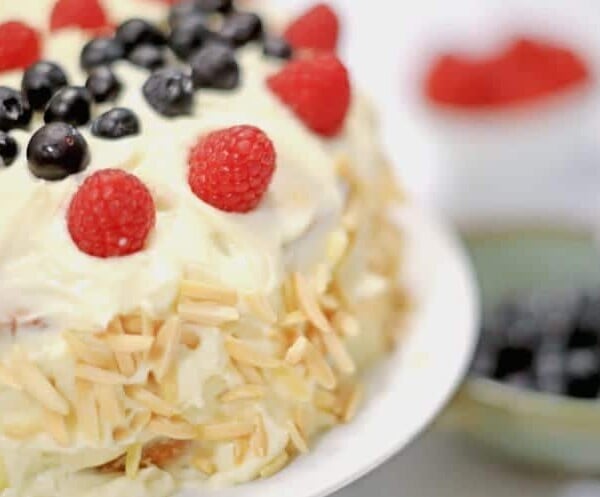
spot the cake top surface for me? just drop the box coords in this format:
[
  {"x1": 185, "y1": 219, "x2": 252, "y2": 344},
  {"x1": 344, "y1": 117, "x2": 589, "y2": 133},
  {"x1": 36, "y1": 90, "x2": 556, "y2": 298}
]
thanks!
[{"x1": 0, "y1": 0, "x2": 382, "y2": 336}]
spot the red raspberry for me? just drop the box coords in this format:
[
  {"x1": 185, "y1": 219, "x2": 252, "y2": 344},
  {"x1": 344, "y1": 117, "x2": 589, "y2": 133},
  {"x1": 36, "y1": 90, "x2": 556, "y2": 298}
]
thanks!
[
  {"x1": 267, "y1": 53, "x2": 351, "y2": 137},
  {"x1": 0, "y1": 22, "x2": 41, "y2": 73},
  {"x1": 67, "y1": 169, "x2": 156, "y2": 258},
  {"x1": 284, "y1": 3, "x2": 339, "y2": 53},
  {"x1": 188, "y1": 126, "x2": 276, "y2": 213},
  {"x1": 50, "y1": 0, "x2": 111, "y2": 33}
]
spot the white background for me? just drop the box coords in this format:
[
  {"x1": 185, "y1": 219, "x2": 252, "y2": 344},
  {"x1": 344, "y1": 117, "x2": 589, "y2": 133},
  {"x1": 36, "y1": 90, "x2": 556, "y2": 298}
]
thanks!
[{"x1": 278, "y1": 0, "x2": 600, "y2": 495}]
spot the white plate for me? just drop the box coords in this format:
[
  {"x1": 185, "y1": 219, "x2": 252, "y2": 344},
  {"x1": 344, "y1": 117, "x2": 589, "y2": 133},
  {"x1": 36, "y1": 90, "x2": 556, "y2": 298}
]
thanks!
[{"x1": 179, "y1": 204, "x2": 479, "y2": 497}]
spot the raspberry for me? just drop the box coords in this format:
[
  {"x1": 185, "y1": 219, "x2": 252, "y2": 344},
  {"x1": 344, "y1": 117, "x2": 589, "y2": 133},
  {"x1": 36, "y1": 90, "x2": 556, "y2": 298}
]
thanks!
[
  {"x1": 284, "y1": 3, "x2": 339, "y2": 53},
  {"x1": 267, "y1": 53, "x2": 351, "y2": 137},
  {"x1": 50, "y1": 0, "x2": 111, "y2": 33},
  {"x1": 67, "y1": 169, "x2": 156, "y2": 258},
  {"x1": 188, "y1": 125, "x2": 276, "y2": 213},
  {"x1": 0, "y1": 22, "x2": 41, "y2": 73}
]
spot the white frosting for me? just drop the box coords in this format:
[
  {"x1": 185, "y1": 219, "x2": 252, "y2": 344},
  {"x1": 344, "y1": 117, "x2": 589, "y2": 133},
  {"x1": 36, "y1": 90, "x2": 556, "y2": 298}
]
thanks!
[{"x1": 0, "y1": 2, "x2": 392, "y2": 496}]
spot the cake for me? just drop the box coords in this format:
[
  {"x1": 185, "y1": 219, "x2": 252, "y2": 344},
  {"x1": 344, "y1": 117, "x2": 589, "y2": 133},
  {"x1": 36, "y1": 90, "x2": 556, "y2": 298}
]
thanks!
[{"x1": 0, "y1": 1, "x2": 408, "y2": 495}]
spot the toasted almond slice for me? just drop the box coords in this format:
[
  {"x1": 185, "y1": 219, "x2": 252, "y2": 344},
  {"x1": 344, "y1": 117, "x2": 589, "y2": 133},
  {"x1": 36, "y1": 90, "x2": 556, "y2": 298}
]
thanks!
[
  {"x1": 251, "y1": 414, "x2": 267, "y2": 457},
  {"x1": 234, "y1": 437, "x2": 249, "y2": 465},
  {"x1": 76, "y1": 379, "x2": 99, "y2": 444},
  {"x1": 125, "y1": 443, "x2": 143, "y2": 479},
  {"x1": 314, "y1": 389, "x2": 339, "y2": 413},
  {"x1": 286, "y1": 420, "x2": 308, "y2": 454},
  {"x1": 219, "y1": 384, "x2": 266, "y2": 403},
  {"x1": 342, "y1": 198, "x2": 361, "y2": 231},
  {"x1": 2, "y1": 420, "x2": 42, "y2": 439},
  {"x1": 333, "y1": 312, "x2": 361, "y2": 337},
  {"x1": 158, "y1": 365, "x2": 179, "y2": 404},
  {"x1": 125, "y1": 386, "x2": 179, "y2": 417},
  {"x1": 95, "y1": 384, "x2": 124, "y2": 426},
  {"x1": 293, "y1": 406, "x2": 307, "y2": 440},
  {"x1": 106, "y1": 335, "x2": 154, "y2": 354},
  {"x1": 234, "y1": 362, "x2": 264, "y2": 385},
  {"x1": 181, "y1": 280, "x2": 238, "y2": 306},
  {"x1": 271, "y1": 366, "x2": 310, "y2": 402},
  {"x1": 282, "y1": 278, "x2": 297, "y2": 313},
  {"x1": 322, "y1": 332, "x2": 356, "y2": 375},
  {"x1": 0, "y1": 363, "x2": 21, "y2": 390},
  {"x1": 342, "y1": 383, "x2": 364, "y2": 423},
  {"x1": 121, "y1": 315, "x2": 142, "y2": 335},
  {"x1": 115, "y1": 352, "x2": 136, "y2": 377},
  {"x1": 199, "y1": 421, "x2": 255, "y2": 441},
  {"x1": 314, "y1": 264, "x2": 331, "y2": 295},
  {"x1": 224, "y1": 336, "x2": 282, "y2": 369},
  {"x1": 12, "y1": 350, "x2": 69, "y2": 415},
  {"x1": 147, "y1": 417, "x2": 197, "y2": 440},
  {"x1": 140, "y1": 313, "x2": 154, "y2": 336},
  {"x1": 181, "y1": 328, "x2": 201, "y2": 350},
  {"x1": 75, "y1": 364, "x2": 128, "y2": 385},
  {"x1": 63, "y1": 332, "x2": 116, "y2": 370},
  {"x1": 151, "y1": 316, "x2": 181, "y2": 381},
  {"x1": 178, "y1": 301, "x2": 239, "y2": 326},
  {"x1": 45, "y1": 409, "x2": 69, "y2": 447},
  {"x1": 192, "y1": 455, "x2": 215, "y2": 476},
  {"x1": 280, "y1": 311, "x2": 306, "y2": 328},
  {"x1": 285, "y1": 336, "x2": 309, "y2": 365},
  {"x1": 305, "y1": 342, "x2": 337, "y2": 391},
  {"x1": 259, "y1": 452, "x2": 289, "y2": 478},
  {"x1": 245, "y1": 294, "x2": 277, "y2": 324},
  {"x1": 320, "y1": 294, "x2": 340, "y2": 312},
  {"x1": 107, "y1": 316, "x2": 126, "y2": 335},
  {"x1": 293, "y1": 273, "x2": 333, "y2": 334},
  {"x1": 326, "y1": 230, "x2": 349, "y2": 266}
]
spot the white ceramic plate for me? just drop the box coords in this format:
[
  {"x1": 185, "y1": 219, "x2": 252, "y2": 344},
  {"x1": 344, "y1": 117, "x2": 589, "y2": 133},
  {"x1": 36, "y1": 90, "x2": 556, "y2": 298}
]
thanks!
[{"x1": 179, "y1": 204, "x2": 479, "y2": 497}]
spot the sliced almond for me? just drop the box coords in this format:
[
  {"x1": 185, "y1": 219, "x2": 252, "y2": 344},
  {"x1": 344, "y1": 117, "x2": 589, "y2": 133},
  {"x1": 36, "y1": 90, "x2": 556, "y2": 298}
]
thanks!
[
  {"x1": 180, "y1": 280, "x2": 238, "y2": 306},
  {"x1": 178, "y1": 301, "x2": 239, "y2": 326},
  {"x1": 224, "y1": 336, "x2": 282, "y2": 369},
  {"x1": 293, "y1": 273, "x2": 333, "y2": 334}
]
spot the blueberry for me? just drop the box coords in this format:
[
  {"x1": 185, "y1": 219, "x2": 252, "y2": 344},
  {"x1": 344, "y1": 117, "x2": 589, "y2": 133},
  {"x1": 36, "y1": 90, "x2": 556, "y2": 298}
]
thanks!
[
  {"x1": 0, "y1": 87, "x2": 32, "y2": 132},
  {"x1": 263, "y1": 36, "x2": 293, "y2": 59},
  {"x1": 197, "y1": 0, "x2": 232, "y2": 12},
  {"x1": 27, "y1": 123, "x2": 89, "y2": 181},
  {"x1": 80, "y1": 37, "x2": 125, "y2": 71},
  {"x1": 535, "y1": 343, "x2": 564, "y2": 395},
  {"x1": 85, "y1": 66, "x2": 122, "y2": 103},
  {"x1": 142, "y1": 68, "x2": 194, "y2": 117},
  {"x1": 169, "y1": 16, "x2": 216, "y2": 60},
  {"x1": 116, "y1": 18, "x2": 166, "y2": 54},
  {"x1": 190, "y1": 43, "x2": 239, "y2": 90},
  {"x1": 168, "y1": 1, "x2": 207, "y2": 29},
  {"x1": 21, "y1": 61, "x2": 68, "y2": 111},
  {"x1": 127, "y1": 44, "x2": 166, "y2": 71},
  {"x1": 91, "y1": 107, "x2": 140, "y2": 139},
  {"x1": 493, "y1": 346, "x2": 534, "y2": 380},
  {"x1": 44, "y1": 86, "x2": 93, "y2": 127},
  {"x1": 0, "y1": 131, "x2": 18, "y2": 167},
  {"x1": 220, "y1": 13, "x2": 263, "y2": 47},
  {"x1": 564, "y1": 349, "x2": 600, "y2": 399}
]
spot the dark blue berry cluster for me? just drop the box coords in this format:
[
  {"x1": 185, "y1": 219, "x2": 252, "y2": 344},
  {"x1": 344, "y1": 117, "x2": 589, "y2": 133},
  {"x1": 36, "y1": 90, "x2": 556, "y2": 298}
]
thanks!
[
  {"x1": 0, "y1": 0, "x2": 289, "y2": 179},
  {"x1": 472, "y1": 291, "x2": 600, "y2": 399}
]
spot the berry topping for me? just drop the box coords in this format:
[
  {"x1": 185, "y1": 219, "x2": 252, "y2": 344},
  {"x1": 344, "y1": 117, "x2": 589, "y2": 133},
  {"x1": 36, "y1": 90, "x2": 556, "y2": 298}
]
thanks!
[
  {"x1": 22, "y1": 61, "x2": 69, "y2": 111},
  {"x1": 67, "y1": 169, "x2": 155, "y2": 258},
  {"x1": 116, "y1": 19, "x2": 166, "y2": 53},
  {"x1": 0, "y1": 87, "x2": 32, "y2": 132},
  {"x1": 91, "y1": 108, "x2": 140, "y2": 139},
  {"x1": 44, "y1": 86, "x2": 93, "y2": 126},
  {"x1": 27, "y1": 123, "x2": 89, "y2": 180},
  {"x1": 267, "y1": 53, "x2": 351, "y2": 137},
  {"x1": 168, "y1": 1, "x2": 207, "y2": 29},
  {"x1": 190, "y1": 44, "x2": 240, "y2": 90},
  {"x1": 263, "y1": 36, "x2": 293, "y2": 60},
  {"x1": 50, "y1": 0, "x2": 111, "y2": 33},
  {"x1": 168, "y1": 16, "x2": 215, "y2": 60},
  {"x1": 80, "y1": 37, "x2": 125, "y2": 71},
  {"x1": 0, "y1": 22, "x2": 41, "y2": 73},
  {"x1": 85, "y1": 66, "x2": 122, "y2": 103},
  {"x1": 188, "y1": 125, "x2": 276, "y2": 213},
  {"x1": 197, "y1": 0, "x2": 232, "y2": 13},
  {"x1": 220, "y1": 13, "x2": 263, "y2": 47},
  {"x1": 143, "y1": 68, "x2": 194, "y2": 117},
  {"x1": 284, "y1": 3, "x2": 339, "y2": 53},
  {"x1": 0, "y1": 132, "x2": 18, "y2": 167},
  {"x1": 127, "y1": 44, "x2": 166, "y2": 71}
]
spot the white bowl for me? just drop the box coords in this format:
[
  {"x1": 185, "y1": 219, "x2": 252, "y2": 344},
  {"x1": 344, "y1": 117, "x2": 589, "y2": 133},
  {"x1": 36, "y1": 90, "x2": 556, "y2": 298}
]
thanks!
[{"x1": 178, "y1": 204, "x2": 479, "y2": 497}]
